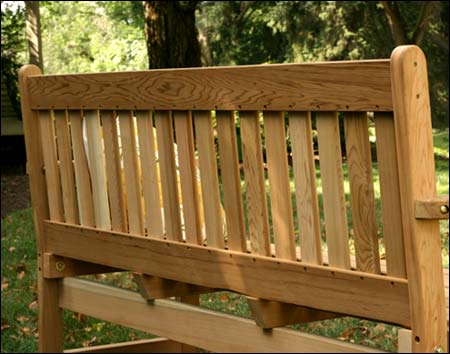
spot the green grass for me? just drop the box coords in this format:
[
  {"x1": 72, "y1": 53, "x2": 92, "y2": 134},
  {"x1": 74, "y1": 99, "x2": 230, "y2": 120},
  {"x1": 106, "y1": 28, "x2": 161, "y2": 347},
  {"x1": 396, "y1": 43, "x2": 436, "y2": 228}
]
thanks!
[{"x1": 1, "y1": 129, "x2": 448, "y2": 352}]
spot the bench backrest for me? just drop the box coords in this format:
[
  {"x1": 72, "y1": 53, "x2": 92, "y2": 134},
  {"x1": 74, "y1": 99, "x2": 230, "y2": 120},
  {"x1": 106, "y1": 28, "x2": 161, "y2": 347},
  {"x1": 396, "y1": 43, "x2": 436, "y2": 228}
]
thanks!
[{"x1": 19, "y1": 45, "x2": 447, "y2": 352}]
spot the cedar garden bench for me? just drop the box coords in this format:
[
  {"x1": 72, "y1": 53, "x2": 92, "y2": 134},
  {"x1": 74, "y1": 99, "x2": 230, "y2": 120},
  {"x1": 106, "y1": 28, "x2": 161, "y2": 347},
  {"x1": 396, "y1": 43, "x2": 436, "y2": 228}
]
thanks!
[{"x1": 19, "y1": 45, "x2": 448, "y2": 353}]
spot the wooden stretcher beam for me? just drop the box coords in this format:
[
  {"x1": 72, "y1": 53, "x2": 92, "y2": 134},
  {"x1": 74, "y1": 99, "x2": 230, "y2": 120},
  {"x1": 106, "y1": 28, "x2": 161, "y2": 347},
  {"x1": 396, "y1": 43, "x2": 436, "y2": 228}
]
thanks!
[{"x1": 59, "y1": 278, "x2": 386, "y2": 353}]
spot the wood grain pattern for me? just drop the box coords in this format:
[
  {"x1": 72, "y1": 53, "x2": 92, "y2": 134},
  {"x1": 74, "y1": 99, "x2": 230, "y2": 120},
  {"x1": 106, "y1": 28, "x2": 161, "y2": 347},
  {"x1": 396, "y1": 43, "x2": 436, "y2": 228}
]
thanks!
[
  {"x1": 27, "y1": 61, "x2": 392, "y2": 111},
  {"x1": 289, "y1": 112, "x2": 322, "y2": 264},
  {"x1": 216, "y1": 111, "x2": 247, "y2": 252},
  {"x1": 194, "y1": 111, "x2": 224, "y2": 248},
  {"x1": 173, "y1": 111, "x2": 202, "y2": 244},
  {"x1": 38, "y1": 110, "x2": 64, "y2": 221},
  {"x1": 239, "y1": 111, "x2": 270, "y2": 256},
  {"x1": 46, "y1": 221, "x2": 411, "y2": 327},
  {"x1": 264, "y1": 111, "x2": 296, "y2": 260},
  {"x1": 316, "y1": 112, "x2": 350, "y2": 269},
  {"x1": 69, "y1": 111, "x2": 95, "y2": 227},
  {"x1": 101, "y1": 111, "x2": 127, "y2": 232},
  {"x1": 60, "y1": 278, "x2": 387, "y2": 353},
  {"x1": 344, "y1": 112, "x2": 380, "y2": 274},
  {"x1": 19, "y1": 65, "x2": 64, "y2": 352},
  {"x1": 135, "y1": 111, "x2": 164, "y2": 237},
  {"x1": 373, "y1": 112, "x2": 406, "y2": 278},
  {"x1": 84, "y1": 110, "x2": 111, "y2": 230},
  {"x1": 415, "y1": 195, "x2": 449, "y2": 220},
  {"x1": 390, "y1": 45, "x2": 447, "y2": 352},
  {"x1": 154, "y1": 111, "x2": 182, "y2": 241},
  {"x1": 118, "y1": 111, "x2": 144, "y2": 235},
  {"x1": 54, "y1": 110, "x2": 79, "y2": 224}
]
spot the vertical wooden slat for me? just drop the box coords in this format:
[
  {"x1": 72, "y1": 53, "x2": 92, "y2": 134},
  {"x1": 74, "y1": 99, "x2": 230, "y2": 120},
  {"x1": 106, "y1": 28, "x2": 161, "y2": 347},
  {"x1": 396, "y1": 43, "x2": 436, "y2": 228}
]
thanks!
[
  {"x1": 239, "y1": 111, "x2": 270, "y2": 256},
  {"x1": 374, "y1": 112, "x2": 406, "y2": 277},
  {"x1": 20, "y1": 65, "x2": 63, "y2": 352},
  {"x1": 38, "y1": 110, "x2": 63, "y2": 221},
  {"x1": 264, "y1": 111, "x2": 296, "y2": 260},
  {"x1": 194, "y1": 110, "x2": 224, "y2": 249},
  {"x1": 136, "y1": 110, "x2": 164, "y2": 237},
  {"x1": 344, "y1": 112, "x2": 380, "y2": 274},
  {"x1": 289, "y1": 112, "x2": 322, "y2": 264},
  {"x1": 101, "y1": 111, "x2": 127, "y2": 232},
  {"x1": 54, "y1": 110, "x2": 79, "y2": 224},
  {"x1": 173, "y1": 111, "x2": 202, "y2": 244},
  {"x1": 391, "y1": 46, "x2": 446, "y2": 352},
  {"x1": 118, "y1": 110, "x2": 144, "y2": 235},
  {"x1": 316, "y1": 112, "x2": 350, "y2": 269},
  {"x1": 69, "y1": 111, "x2": 94, "y2": 227},
  {"x1": 154, "y1": 111, "x2": 182, "y2": 241},
  {"x1": 216, "y1": 111, "x2": 247, "y2": 252},
  {"x1": 84, "y1": 110, "x2": 111, "y2": 230}
]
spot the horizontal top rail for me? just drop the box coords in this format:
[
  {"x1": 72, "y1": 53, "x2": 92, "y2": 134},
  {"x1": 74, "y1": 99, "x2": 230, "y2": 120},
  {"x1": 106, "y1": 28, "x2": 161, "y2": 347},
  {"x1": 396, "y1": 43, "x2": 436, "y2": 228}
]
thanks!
[{"x1": 26, "y1": 60, "x2": 392, "y2": 111}]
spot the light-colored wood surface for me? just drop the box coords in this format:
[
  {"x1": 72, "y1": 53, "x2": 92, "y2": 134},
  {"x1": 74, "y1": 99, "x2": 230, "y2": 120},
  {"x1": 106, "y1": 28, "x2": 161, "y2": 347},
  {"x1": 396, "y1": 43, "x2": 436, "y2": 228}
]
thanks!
[
  {"x1": 391, "y1": 45, "x2": 447, "y2": 352},
  {"x1": 344, "y1": 112, "x2": 380, "y2": 274},
  {"x1": 118, "y1": 111, "x2": 144, "y2": 235},
  {"x1": 54, "y1": 110, "x2": 79, "y2": 224},
  {"x1": 38, "y1": 110, "x2": 64, "y2": 222},
  {"x1": 154, "y1": 111, "x2": 182, "y2": 241},
  {"x1": 64, "y1": 338, "x2": 183, "y2": 353},
  {"x1": 69, "y1": 111, "x2": 95, "y2": 227},
  {"x1": 373, "y1": 112, "x2": 406, "y2": 278},
  {"x1": 264, "y1": 111, "x2": 296, "y2": 260},
  {"x1": 27, "y1": 61, "x2": 392, "y2": 111},
  {"x1": 173, "y1": 111, "x2": 202, "y2": 244},
  {"x1": 19, "y1": 64, "x2": 64, "y2": 352},
  {"x1": 239, "y1": 111, "x2": 270, "y2": 256},
  {"x1": 289, "y1": 112, "x2": 322, "y2": 265},
  {"x1": 415, "y1": 195, "x2": 449, "y2": 220},
  {"x1": 84, "y1": 110, "x2": 111, "y2": 230},
  {"x1": 316, "y1": 112, "x2": 350, "y2": 269},
  {"x1": 397, "y1": 329, "x2": 412, "y2": 353},
  {"x1": 45, "y1": 221, "x2": 410, "y2": 326},
  {"x1": 246, "y1": 296, "x2": 339, "y2": 329},
  {"x1": 43, "y1": 253, "x2": 120, "y2": 279},
  {"x1": 216, "y1": 111, "x2": 247, "y2": 252},
  {"x1": 135, "y1": 274, "x2": 215, "y2": 300},
  {"x1": 135, "y1": 110, "x2": 164, "y2": 237},
  {"x1": 60, "y1": 278, "x2": 386, "y2": 353},
  {"x1": 194, "y1": 110, "x2": 224, "y2": 248},
  {"x1": 101, "y1": 110, "x2": 127, "y2": 232}
]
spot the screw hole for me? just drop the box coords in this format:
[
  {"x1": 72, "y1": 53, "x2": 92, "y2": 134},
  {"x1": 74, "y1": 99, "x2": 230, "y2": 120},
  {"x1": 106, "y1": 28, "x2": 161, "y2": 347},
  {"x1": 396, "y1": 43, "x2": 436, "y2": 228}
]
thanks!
[
  {"x1": 416, "y1": 94, "x2": 420, "y2": 99},
  {"x1": 229, "y1": 254, "x2": 232, "y2": 258},
  {"x1": 414, "y1": 62, "x2": 418, "y2": 67},
  {"x1": 414, "y1": 336, "x2": 420, "y2": 343},
  {"x1": 303, "y1": 267, "x2": 308, "y2": 272},
  {"x1": 252, "y1": 258, "x2": 256, "y2": 262},
  {"x1": 331, "y1": 271, "x2": 335, "y2": 276},
  {"x1": 360, "y1": 276, "x2": 364, "y2": 280},
  {"x1": 390, "y1": 281, "x2": 395, "y2": 286}
]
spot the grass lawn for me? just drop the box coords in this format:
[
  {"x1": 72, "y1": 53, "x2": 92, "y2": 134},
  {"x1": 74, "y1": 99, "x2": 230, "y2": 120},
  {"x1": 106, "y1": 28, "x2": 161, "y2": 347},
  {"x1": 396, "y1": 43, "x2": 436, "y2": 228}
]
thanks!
[{"x1": 1, "y1": 129, "x2": 448, "y2": 353}]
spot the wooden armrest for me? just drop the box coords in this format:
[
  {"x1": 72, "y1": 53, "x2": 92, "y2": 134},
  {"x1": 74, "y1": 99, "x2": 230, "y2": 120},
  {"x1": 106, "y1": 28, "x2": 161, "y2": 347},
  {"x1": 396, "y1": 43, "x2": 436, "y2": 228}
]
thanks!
[{"x1": 415, "y1": 195, "x2": 449, "y2": 220}]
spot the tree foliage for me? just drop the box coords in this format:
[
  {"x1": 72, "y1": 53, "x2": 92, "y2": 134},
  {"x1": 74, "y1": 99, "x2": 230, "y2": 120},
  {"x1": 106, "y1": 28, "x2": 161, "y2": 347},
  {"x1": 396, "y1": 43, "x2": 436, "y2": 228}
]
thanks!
[
  {"x1": 40, "y1": 1, "x2": 147, "y2": 73},
  {"x1": 1, "y1": 1, "x2": 26, "y2": 117}
]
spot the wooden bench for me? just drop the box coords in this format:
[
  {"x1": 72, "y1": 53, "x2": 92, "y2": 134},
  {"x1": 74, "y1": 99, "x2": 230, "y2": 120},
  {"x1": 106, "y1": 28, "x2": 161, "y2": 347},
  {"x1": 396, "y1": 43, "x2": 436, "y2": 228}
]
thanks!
[{"x1": 19, "y1": 45, "x2": 448, "y2": 353}]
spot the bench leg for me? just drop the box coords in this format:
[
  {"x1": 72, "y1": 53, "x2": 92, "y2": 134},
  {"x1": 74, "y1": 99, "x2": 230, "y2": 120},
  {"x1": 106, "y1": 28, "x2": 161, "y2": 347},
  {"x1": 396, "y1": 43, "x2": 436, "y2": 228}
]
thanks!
[{"x1": 38, "y1": 275, "x2": 64, "y2": 352}]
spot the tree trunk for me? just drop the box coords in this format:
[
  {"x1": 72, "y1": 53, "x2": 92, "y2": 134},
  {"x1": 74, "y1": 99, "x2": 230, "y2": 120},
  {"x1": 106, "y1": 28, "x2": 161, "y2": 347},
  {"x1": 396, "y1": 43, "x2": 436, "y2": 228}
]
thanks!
[
  {"x1": 25, "y1": 1, "x2": 43, "y2": 72},
  {"x1": 144, "y1": 1, "x2": 201, "y2": 69}
]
